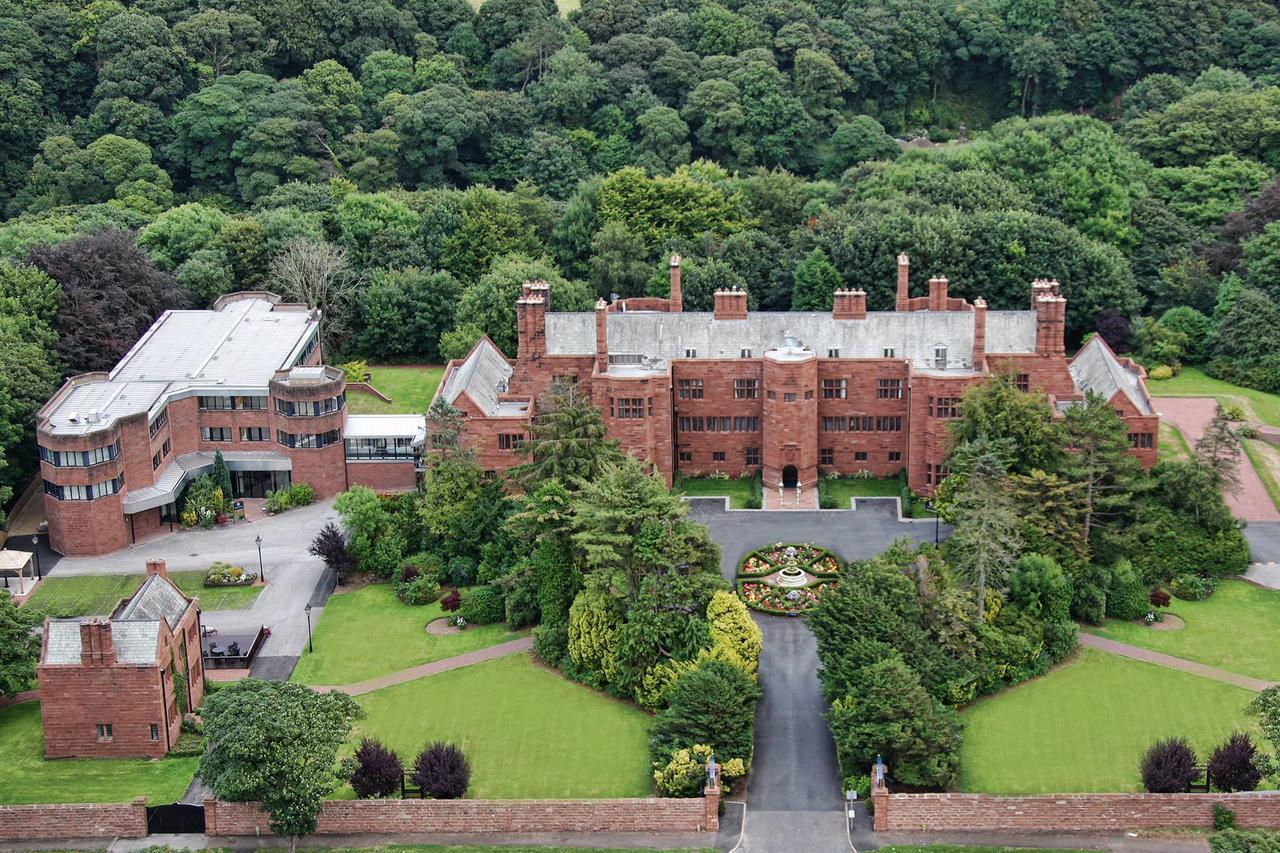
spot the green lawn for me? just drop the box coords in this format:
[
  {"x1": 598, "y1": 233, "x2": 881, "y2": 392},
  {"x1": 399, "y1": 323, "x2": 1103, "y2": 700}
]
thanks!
[
  {"x1": 1158, "y1": 421, "x2": 1193, "y2": 463},
  {"x1": 290, "y1": 584, "x2": 522, "y2": 686},
  {"x1": 348, "y1": 653, "x2": 652, "y2": 799},
  {"x1": 1149, "y1": 366, "x2": 1280, "y2": 427},
  {"x1": 819, "y1": 477, "x2": 936, "y2": 517},
  {"x1": 346, "y1": 366, "x2": 445, "y2": 415},
  {"x1": 0, "y1": 702, "x2": 198, "y2": 804},
  {"x1": 959, "y1": 647, "x2": 1258, "y2": 794},
  {"x1": 23, "y1": 571, "x2": 260, "y2": 617},
  {"x1": 1085, "y1": 580, "x2": 1280, "y2": 682},
  {"x1": 678, "y1": 476, "x2": 754, "y2": 508}
]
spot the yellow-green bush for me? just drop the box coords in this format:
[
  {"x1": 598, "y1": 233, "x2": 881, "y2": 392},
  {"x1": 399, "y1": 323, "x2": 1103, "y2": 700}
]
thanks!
[
  {"x1": 567, "y1": 589, "x2": 621, "y2": 684},
  {"x1": 707, "y1": 590, "x2": 762, "y2": 679}
]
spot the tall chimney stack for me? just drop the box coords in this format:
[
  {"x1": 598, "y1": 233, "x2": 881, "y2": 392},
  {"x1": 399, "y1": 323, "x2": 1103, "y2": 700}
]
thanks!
[
  {"x1": 669, "y1": 254, "x2": 683, "y2": 312},
  {"x1": 896, "y1": 253, "x2": 910, "y2": 311},
  {"x1": 594, "y1": 298, "x2": 608, "y2": 373}
]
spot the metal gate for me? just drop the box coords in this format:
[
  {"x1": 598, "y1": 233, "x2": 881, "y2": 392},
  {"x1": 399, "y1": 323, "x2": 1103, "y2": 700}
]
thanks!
[{"x1": 146, "y1": 802, "x2": 206, "y2": 834}]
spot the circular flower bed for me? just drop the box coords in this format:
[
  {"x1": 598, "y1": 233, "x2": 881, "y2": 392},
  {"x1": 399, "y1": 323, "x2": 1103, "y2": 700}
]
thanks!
[
  {"x1": 736, "y1": 543, "x2": 843, "y2": 615},
  {"x1": 740, "y1": 580, "x2": 840, "y2": 616}
]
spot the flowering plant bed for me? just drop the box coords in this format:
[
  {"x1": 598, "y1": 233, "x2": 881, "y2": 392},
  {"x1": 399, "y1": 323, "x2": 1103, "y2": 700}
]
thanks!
[
  {"x1": 740, "y1": 580, "x2": 839, "y2": 615},
  {"x1": 737, "y1": 543, "x2": 843, "y2": 578},
  {"x1": 204, "y1": 562, "x2": 257, "y2": 587}
]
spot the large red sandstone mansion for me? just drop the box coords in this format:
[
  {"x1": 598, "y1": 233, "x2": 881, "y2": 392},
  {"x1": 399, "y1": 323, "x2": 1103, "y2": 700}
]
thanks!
[{"x1": 440, "y1": 254, "x2": 1158, "y2": 492}]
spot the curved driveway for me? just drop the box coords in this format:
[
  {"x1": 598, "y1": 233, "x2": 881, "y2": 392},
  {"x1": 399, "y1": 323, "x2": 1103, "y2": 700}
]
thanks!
[{"x1": 689, "y1": 499, "x2": 949, "y2": 852}]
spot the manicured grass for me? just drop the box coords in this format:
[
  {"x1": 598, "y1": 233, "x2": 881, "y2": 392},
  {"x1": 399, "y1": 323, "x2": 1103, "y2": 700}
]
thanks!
[
  {"x1": 1085, "y1": 580, "x2": 1280, "y2": 682},
  {"x1": 290, "y1": 584, "x2": 522, "y2": 686},
  {"x1": 346, "y1": 366, "x2": 445, "y2": 415},
  {"x1": 1158, "y1": 420, "x2": 1193, "y2": 463},
  {"x1": 678, "y1": 476, "x2": 755, "y2": 508},
  {"x1": 1245, "y1": 439, "x2": 1280, "y2": 513},
  {"x1": 0, "y1": 702, "x2": 198, "y2": 804},
  {"x1": 819, "y1": 476, "x2": 936, "y2": 516},
  {"x1": 347, "y1": 653, "x2": 652, "y2": 799},
  {"x1": 23, "y1": 571, "x2": 260, "y2": 617},
  {"x1": 958, "y1": 647, "x2": 1257, "y2": 794},
  {"x1": 1149, "y1": 366, "x2": 1280, "y2": 427}
]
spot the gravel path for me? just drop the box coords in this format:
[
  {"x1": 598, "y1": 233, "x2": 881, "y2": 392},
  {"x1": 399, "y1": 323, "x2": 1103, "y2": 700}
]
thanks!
[
  {"x1": 1077, "y1": 632, "x2": 1278, "y2": 692},
  {"x1": 311, "y1": 636, "x2": 534, "y2": 696}
]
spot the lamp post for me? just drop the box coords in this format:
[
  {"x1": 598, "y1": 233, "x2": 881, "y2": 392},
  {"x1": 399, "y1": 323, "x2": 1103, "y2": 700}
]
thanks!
[
  {"x1": 255, "y1": 534, "x2": 265, "y2": 583},
  {"x1": 304, "y1": 604, "x2": 313, "y2": 653},
  {"x1": 924, "y1": 500, "x2": 939, "y2": 545},
  {"x1": 31, "y1": 535, "x2": 41, "y2": 580}
]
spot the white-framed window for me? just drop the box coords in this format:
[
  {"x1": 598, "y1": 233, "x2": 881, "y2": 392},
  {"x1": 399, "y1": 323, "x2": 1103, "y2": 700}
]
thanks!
[
  {"x1": 97, "y1": 723, "x2": 113, "y2": 741},
  {"x1": 934, "y1": 345, "x2": 948, "y2": 368}
]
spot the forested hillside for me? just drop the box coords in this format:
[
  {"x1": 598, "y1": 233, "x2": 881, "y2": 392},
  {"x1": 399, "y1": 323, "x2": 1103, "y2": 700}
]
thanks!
[{"x1": 0, "y1": 0, "x2": 1279, "y2": 521}]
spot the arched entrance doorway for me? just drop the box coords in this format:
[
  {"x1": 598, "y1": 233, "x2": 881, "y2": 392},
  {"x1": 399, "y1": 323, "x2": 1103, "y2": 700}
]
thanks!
[{"x1": 782, "y1": 465, "x2": 798, "y2": 488}]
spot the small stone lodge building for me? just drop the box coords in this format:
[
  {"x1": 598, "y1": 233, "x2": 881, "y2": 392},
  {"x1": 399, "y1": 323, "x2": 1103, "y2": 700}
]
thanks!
[
  {"x1": 37, "y1": 559, "x2": 202, "y2": 758},
  {"x1": 35, "y1": 292, "x2": 424, "y2": 556},
  {"x1": 439, "y1": 253, "x2": 1159, "y2": 493}
]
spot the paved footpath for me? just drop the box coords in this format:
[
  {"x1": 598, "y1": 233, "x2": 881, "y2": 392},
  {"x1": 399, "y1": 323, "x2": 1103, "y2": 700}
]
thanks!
[
  {"x1": 1078, "y1": 633, "x2": 1278, "y2": 692},
  {"x1": 312, "y1": 636, "x2": 534, "y2": 696},
  {"x1": 1158, "y1": 397, "x2": 1280, "y2": 522}
]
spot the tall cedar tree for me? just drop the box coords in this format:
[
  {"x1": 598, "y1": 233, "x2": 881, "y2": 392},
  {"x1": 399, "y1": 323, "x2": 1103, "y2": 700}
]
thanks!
[
  {"x1": 570, "y1": 455, "x2": 703, "y2": 603},
  {"x1": 28, "y1": 230, "x2": 187, "y2": 374},
  {"x1": 946, "y1": 449, "x2": 1022, "y2": 620},
  {"x1": 1195, "y1": 404, "x2": 1243, "y2": 494},
  {"x1": 1058, "y1": 391, "x2": 1145, "y2": 551},
  {"x1": 512, "y1": 378, "x2": 621, "y2": 489}
]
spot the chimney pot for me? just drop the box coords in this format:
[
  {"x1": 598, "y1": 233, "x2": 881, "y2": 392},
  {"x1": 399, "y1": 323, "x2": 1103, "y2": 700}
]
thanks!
[{"x1": 145, "y1": 559, "x2": 168, "y2": 579}]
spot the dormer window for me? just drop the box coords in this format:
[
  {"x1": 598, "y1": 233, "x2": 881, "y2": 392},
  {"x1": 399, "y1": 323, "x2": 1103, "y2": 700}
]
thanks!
[{"x1": 934, "y1": 345, "x2": 948, "y2": 369}]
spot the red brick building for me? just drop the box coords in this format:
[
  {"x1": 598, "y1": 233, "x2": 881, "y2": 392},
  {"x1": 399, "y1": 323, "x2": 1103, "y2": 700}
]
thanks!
[
  {"x1": 438, "y1": 254, "x2": 1158, "y2": 493},
  {"x1": 37, "y1": 559, "x2": 203, "y2": 758},
  {"x1": 35, "y1": 293, "x2": 422, "y2": 556}
]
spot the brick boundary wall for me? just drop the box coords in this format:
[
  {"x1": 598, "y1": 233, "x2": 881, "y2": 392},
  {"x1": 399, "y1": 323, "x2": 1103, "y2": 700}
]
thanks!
[
  {"x1": 346, "y1": 382, "x2": 393, "y2": 403},
  {"x1": 870, "y1": 767, "x2": 1280, "y2": 832},
  {"x1": 205, "y1": 788, "x2": 720, "y2": 837},
  {"x1": 0, "y1": 798, "x2": 148, "y2": 840}
]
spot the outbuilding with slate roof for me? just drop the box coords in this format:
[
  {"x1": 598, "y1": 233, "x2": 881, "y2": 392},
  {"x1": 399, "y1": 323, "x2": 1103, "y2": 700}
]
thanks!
[{"x1": 37, "y1": 559, "x2": 203, "y2": 758}]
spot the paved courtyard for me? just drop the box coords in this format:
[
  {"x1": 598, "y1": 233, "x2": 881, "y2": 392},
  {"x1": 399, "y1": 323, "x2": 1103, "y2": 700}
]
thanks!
[
  {"x1": 687, "y1": 497, "x2": 948, "y2": 583},
  {"x1": 44, "y1": 500, "x2": 341, "y2": 663}
]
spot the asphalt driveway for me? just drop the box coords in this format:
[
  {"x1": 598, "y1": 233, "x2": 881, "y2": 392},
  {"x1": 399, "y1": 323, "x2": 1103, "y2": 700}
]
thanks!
[{"x1": 687, "y1": 497, "x2": 949, "y2": 583}]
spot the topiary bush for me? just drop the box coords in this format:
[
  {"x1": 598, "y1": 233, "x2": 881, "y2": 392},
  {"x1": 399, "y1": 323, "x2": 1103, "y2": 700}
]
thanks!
[
  {"x1": 446, "y1": 555, "x2": 477, "y2": 586},
  {"x1": 309, "y1": 522, "x2": 354, "y2": 582},
  {"x1": 1171, "y1": 573, "x2": 1216, "y2": 600},
  {"x1": 1140, "y1": 737, "x2": 1198, "y2": 793},
  {"x1": 459, "y1": 584, "x2": 505, "y2": 624},
  {"x1": 412, "y1": 741, "x2": 471, "y2": 799},
  {"x1": 1149, "y1": 364, "x2": 1174, "y2": 381},
  {"x1": 439, "y1": 588, "x2": 461, "y2": 612},
  {"x1": 395, "y1": 574, "x2": 441, "y2": 606},
  {"x1": 1107, "y1": 559, "x2": 1150, "y2": 621},
  {"x1": 1209, "y1": 732, "x2": 1263, "y2": 792},
  {"x1": 350, "y1": 737, "x2": 403, "y2": 799}
]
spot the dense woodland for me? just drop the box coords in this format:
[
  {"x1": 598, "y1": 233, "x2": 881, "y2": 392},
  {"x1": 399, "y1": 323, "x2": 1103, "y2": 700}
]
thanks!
[{"x1": 1, "y1": 0, "x2": 1280, "y2": 521}]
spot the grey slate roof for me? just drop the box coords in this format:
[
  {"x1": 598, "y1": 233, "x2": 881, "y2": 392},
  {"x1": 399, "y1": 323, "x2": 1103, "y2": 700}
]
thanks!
[
  {"x1": 441, "y1": 339, "x2": 516, "y2": 415},
  {"x1": 43, "y1": 573, "x2": 193, "y2": 666},
  {"x1": 113, "y1": 573, "x2": 192, "y2": 628},
  {"x1": 44, "y1": 619, "x2": 162, "y2": 665},
  {"x1": 1068, "y1": 336, "x2": 1154, "y2": 416},
  {"x1": 544, "y1": 310, "x2": 1038, "y2": 371}
]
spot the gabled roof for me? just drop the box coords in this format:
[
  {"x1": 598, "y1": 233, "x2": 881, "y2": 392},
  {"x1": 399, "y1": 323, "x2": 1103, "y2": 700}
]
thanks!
[
  {"x1": 42, "y1": 572, "x2": 194, "y2": 666},
  {"x1": 440, "y1": 337, "x2": 517, "y2": 415},
  {"x1": 1068, "y1": 335, "x2": 1154, "y2": 416},
  {"x1": 112, "y1": 573, "x2": 191, "y2": 628}
]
